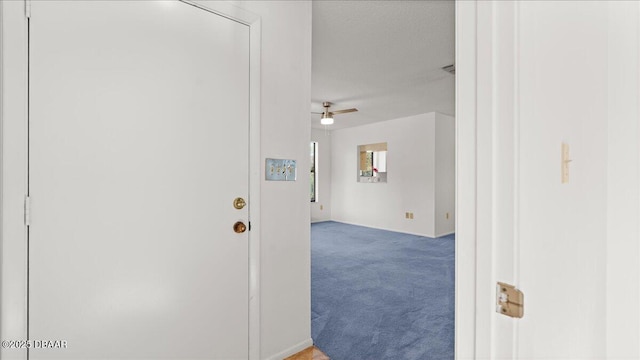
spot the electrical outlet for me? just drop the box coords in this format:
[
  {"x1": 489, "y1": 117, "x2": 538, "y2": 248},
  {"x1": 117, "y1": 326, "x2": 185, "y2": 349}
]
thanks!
[
  {"x1": 320, "y1": 205, "x2": 323, "y2": 211},
  {"x1": 410, "y1": 213, "x2": 414, "y2": 219},
  {"x1": 446, "y1": 212, "x2": 450, "y2": 219},
  {"x1": 405, "y1": 212, "x2": 409, "y2": 219}
]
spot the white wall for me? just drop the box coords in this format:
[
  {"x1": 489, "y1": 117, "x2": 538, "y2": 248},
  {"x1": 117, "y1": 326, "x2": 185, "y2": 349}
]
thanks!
[
  {"x1": 311, "y1": 128, "x2": 332, "y2": 222},
  {"x1": 234, "y1": 1, "x2": 313, "y2": 359},
  {"x1": 331, "y1": 112, "x2": 454, "y2": 238},
  {"x1": 434, "y1": 113, "x2": 455, "y2": 236}
]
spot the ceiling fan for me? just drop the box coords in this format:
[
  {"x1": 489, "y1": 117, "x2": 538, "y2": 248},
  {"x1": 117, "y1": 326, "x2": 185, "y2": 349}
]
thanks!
[{"x1": 312, "y1": 101, "x2": 358, "y2": 125}]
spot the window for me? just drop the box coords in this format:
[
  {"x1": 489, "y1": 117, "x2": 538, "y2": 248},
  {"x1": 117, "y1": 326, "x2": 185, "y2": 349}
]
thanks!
[{"x1": 310, "y1": 141, "x2": 318, "y2": 202}]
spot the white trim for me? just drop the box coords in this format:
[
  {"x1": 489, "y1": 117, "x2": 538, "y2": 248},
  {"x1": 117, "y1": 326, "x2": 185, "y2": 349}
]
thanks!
[
  {"x1": 328, "y1": 220, "x2": 443, "y2": 239},
  {"x1": 187, "y1": 2, "x2": 262, "y2": 358},
  {"x1": 186, "y1": 0, "x2": 259, "y2": 26},
  {"x1": 512, "y1": 2, "x2": 522, "y2": 356},
  {"x1": 263, "y1": 338, "x2": 313, "y2": 360},
  {"x1": 247, "y1": 16, "x2": 262, "y2": 360},
  {"x1": 310, "y1": 219, "x2": 331, "y2": 224},
  {"x1": 248, "y1": 18, "x2": 262, "y2": 360},
  {"x1": 435, "y1": 231, "x2": 455, "y2": 238},
  {"x1": 455, "y1": 1, "x2": 478, "y2": 359},
  {"x1": 474, "y1": 2, "x2": 496, "y2": 357},
  {"x1": 0, "y1": 1, "x2": 29, "y2": 359}
]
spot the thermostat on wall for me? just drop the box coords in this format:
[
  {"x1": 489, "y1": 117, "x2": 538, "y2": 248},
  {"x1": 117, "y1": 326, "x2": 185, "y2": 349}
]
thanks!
[{"x1": 265, "y1": 158, "x2": 297, "y2": 181}]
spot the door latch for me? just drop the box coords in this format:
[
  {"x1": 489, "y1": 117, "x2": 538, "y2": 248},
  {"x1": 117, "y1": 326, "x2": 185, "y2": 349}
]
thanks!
[{"x1": 496, "y1": 282, "x2": 524, "y2": 318}]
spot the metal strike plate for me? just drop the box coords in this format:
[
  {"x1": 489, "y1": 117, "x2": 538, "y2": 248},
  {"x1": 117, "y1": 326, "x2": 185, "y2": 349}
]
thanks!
[{"x1": 496, "y1": 282, "x2": 524, "y2": 318}]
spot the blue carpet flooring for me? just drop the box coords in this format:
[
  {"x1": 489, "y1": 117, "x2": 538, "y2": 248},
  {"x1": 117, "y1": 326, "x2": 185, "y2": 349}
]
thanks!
[{"x1": 311, "y1": 221, "x2": 455, "y2": 360}]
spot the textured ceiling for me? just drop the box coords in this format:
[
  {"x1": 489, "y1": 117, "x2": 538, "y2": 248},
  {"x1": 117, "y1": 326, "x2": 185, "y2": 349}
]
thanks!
[{"x1": 311, "y1": 0, "x2": 455, "y2": 130}]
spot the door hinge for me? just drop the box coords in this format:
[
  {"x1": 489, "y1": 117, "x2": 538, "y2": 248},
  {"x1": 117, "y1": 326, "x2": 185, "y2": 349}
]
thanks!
[
  {"x1": 24, "y1": 195, "x2": 31, "y2": 226},
  {"x1": 496, "y1": 282, "x2": 524, "y2": 318},
  {"x1": 25, "y1": 0, "x2": 31, "y2": 19},
  {"x1": 248, "y1": 222, "x2": 252, "y2": 231}
]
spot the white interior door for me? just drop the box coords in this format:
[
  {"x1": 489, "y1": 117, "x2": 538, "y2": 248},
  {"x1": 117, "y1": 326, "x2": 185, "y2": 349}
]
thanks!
[
  {"x1": 457, "y1": 1, "x2": 640, "y2": 359},
  {"x1": 28, "y1": 1, "x2": 250, "y2": 359},
  {"x1": 512, "y1": 2, "x2": 609, "y2": 357}
]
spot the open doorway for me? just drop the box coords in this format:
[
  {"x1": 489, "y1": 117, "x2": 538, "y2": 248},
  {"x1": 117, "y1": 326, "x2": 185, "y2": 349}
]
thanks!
[{"x1": 309, "y1": 1, "x2": 455, "y2": 358}]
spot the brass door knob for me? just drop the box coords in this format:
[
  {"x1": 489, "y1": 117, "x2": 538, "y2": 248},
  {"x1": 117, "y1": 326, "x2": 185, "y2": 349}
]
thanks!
[
  {"x1": 233, "y1": 197, "x2": 246, "y2": 210},
  {"x1": 233, "y1": 221, "x2": 247, "y2": 233}
]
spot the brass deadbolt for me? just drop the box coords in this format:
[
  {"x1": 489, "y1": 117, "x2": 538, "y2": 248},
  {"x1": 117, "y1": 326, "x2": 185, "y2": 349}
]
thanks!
[
  {"x1": 233, "y1": 221, "x2": 247, "y2": 234},
  {"x1": 233, "y1": 197, "x2": 246, "y2": 210}
]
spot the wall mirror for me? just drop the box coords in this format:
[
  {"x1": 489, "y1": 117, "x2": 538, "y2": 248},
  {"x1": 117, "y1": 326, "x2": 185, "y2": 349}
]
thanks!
[{"x1": 358, "y1": 142, "x2": 387, "y2": 183}]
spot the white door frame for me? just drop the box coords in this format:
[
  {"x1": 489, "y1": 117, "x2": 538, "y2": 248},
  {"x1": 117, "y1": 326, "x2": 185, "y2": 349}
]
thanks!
[
  {"x1": 455, "y1": 1, "x2": 483, "y2": 358},
  {"x1": 456, "y1": 1, "x2": 516, "y2": 358},
  {"x1": 456, "y1": 0, "x2": 523, "y2": 356},
  {"x1": 0, "y1": 3, "x2": 30, "y2": 360},
  {"x1": 0, "y1": 1, "x2": 262, "y2": 359}
]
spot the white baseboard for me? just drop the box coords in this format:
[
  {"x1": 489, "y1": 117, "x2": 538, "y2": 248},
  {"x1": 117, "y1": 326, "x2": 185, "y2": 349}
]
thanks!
[
  {"x1": 264, "y1": 338, "x2": 313, "y2": 360},
  {"x1": 311, "y1": 219, "x2": 331, "y2": 224},
  {"x1": 329, "y1": 219, "x2": 436, "y2": 238},
  {"x1": 435, "y1": 230, "x2": 455, "y2": 238}
]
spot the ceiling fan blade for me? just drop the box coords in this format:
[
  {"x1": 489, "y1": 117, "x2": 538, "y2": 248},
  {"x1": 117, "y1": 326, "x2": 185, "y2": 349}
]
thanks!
[
  {"x1": 311, "y1": 112, "x2": 323, "y2": 115},
  {"x1": 331, "y1": 108, "x2": 358, "y2": 115}
]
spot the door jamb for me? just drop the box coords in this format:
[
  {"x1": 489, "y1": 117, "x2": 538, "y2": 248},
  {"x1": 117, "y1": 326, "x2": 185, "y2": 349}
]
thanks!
[
  {"x1": 0, "y1": 1, "x2": 29, "y2": 359},
  {"x1": 455, "y1": 1, "x2": 486, "y2": 359}
]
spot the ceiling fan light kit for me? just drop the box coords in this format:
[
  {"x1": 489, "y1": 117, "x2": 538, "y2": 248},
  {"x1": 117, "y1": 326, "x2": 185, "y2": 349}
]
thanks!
[
  {"x1": 321, "y1": 113, "x2": 334, "y2": 125},
  {"x1": 313, "y1": 101, "x2": 358, "y2": 126}
]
